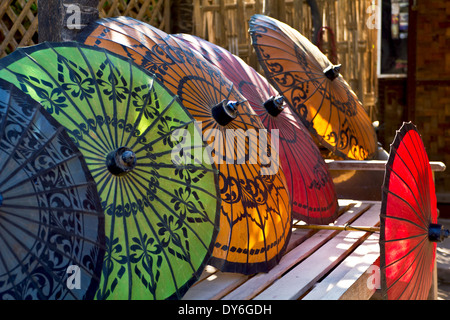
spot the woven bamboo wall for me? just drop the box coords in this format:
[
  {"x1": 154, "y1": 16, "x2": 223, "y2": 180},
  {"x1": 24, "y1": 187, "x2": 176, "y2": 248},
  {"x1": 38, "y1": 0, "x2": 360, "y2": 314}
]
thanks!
[
  {"x1": 98, "y1": 0, "x2": 170, "y2": 31},
  {"x1": 192, "y1": 0, "x2": 379, "y2": 120},
  {"x1": 1, "y1": 0, "x2": 378, "y2": 121},
  {"x1": 0, "y1": 0, "x2": 170, "y2": 58}
]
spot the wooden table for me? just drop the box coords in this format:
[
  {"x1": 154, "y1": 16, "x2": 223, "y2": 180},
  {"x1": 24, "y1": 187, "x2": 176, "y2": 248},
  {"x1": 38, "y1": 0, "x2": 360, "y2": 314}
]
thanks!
[
  {"x1": 183, "y1": 160, "x2": 445, "y2": 300},
  {"x1": 183, "y1": 199, "x2": 382, "y2": 300}
]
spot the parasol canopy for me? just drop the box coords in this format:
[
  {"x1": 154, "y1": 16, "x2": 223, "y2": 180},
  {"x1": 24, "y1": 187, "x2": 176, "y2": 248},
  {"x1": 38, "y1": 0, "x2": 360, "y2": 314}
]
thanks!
[
  {"x1": 78, "y1": 16, "x2": 292, "y2": 275},
  {"x1": 249, "y1": 14, "x2": 377, "y2": 160},
  {"x1": 174, "y1": 33, "x2": 338, "y2": 225},
  {"x1": 380, "y1": 122, "x2": 449, "y2": 300},
  {"x1": 0, "y1": 42, "x2": 221, "y2": 299},
  {"x1": 0, "y1": 78, "x2": 105, "y2": 300}
]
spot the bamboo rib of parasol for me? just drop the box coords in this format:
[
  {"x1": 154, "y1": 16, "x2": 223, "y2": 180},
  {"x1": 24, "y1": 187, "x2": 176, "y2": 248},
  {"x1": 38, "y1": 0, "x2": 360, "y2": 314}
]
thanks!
[{"x1": 292, "y1": 224, "x2": 380, "y2": 233}]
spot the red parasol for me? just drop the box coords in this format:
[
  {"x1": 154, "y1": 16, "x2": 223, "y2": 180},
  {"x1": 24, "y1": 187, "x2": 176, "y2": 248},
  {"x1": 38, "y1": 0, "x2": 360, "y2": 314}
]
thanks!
[
  {"x1": 249, "y1": 14, "x2": 378, "y2": 160},
  {"x1": 78, "y1": 16, "x2": 292, "y2": 275},
  {"x1": 173, "y1": 33, "x2": 338, "y2": 224},
  {"x1": 380, "y1": 122, "x2": 449, "y2": 300}
]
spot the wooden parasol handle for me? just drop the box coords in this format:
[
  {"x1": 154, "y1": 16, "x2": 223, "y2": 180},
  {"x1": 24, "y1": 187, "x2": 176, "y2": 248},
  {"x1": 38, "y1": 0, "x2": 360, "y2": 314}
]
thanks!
[{"x1": 292, "y1": 224, "x2": 380, "y2": 233}]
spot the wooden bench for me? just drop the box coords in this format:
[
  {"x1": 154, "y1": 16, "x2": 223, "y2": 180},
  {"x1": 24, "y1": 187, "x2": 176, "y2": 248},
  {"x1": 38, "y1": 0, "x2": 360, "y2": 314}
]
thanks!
[
  {"x1": 183, "y1": 200, "x2": 381, "y2": 300},
  {"x1": 182, "y1": 160, "x2": 446, "y2": 300}
]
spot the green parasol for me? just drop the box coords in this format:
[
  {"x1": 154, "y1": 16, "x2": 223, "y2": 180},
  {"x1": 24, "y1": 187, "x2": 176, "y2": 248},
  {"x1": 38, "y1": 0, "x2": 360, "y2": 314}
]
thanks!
[{"x1": 0, "y1": 42, "x2": 221, "y2": 300}]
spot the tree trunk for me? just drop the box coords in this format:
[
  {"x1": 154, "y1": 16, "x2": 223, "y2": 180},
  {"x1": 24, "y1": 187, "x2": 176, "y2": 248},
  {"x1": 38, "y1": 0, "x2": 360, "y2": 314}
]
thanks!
[
  {"x1": 38, "y1": 0, "x2": 99, "y2": 42},
  {"x1": 170, "y1": 0, "x2": 193, "y2": 34}
]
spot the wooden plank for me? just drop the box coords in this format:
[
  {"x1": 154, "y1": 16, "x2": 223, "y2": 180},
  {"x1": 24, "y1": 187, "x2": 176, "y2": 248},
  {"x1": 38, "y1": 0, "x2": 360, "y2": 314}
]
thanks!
[
  {"x1": 428, "y1": 259, "x2": 438, "y2": 300},
  {"x1": 183, "y1": 218, "x2": 315, "y2": 300},
  {"x1": 326, "y1": 159, "x2": 446, "y2": 172},
  {"x1": 221, "y1": 202, "x2": 373, "y2": 300},
  {"x1": 182, "y1": 271, "x2": 249, "y2": 300},
  {"x1": 339, "y1": 263, "x2": 379, "y2": 300},
  {"x1": 184, "y1": 201, "x2": 366, "y2": 300},
  {"x1": 253, "y1": 202, "x2": 381, "y2": 300},
  {"x1": 303, "y1": 232, "x2": 380, "y2": 300},
  {"x1": 192, "y1": 0, "x2": 202, "y2": 37},
  {"x1": 285, "y1": 228, "x2": 314, "y2": 252}
]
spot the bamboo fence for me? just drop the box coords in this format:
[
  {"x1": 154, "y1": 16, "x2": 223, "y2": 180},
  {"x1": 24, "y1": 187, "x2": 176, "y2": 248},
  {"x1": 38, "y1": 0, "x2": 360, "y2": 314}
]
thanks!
[
  {"x1": 191, "y1": 0, "x2": 378, "y2": 119},
  {"x1": 0, "y1": 0, "x2": 170, "y2": 58}
]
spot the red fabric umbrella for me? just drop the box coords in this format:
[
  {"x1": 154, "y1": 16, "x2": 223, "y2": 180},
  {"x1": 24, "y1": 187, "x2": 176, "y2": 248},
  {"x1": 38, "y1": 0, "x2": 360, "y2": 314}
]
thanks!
[
  {"x1": 173, "y1": 34, "x2": 338, "y2": 224},
  {"x1": 380, "y1": 122, "x2": 449, "y2": 300}
]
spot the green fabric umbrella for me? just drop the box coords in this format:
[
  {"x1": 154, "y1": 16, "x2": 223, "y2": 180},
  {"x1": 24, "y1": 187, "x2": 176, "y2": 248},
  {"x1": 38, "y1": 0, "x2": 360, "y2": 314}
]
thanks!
[{"x1": 0, "y1": 42, "x2": 221, "y2": 300}]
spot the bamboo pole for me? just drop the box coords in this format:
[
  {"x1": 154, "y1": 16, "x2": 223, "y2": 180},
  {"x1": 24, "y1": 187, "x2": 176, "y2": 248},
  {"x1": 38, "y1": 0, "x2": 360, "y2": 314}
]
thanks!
[{"x1": 293, "y1": 224, "x2": 380, "y2": 233}]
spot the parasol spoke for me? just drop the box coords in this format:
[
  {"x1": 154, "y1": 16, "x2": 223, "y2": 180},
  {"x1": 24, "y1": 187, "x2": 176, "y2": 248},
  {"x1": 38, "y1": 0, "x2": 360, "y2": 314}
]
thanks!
[
  {"x1": 385, "y1": 156, "x2": 429, "y2": 227},
  {"x1": 69, "y1": 47, "x2": 115, "y2": 151},
  {"x1": 0, "y1": 227, "x2": 67, "y2": 300},
  {"x1": 79, "y1": 16, "x2": 291, "y2": 276},
  {"x1": 380, "y1": 122, "x2": 443, "y2": 300},
  {"x1": 385, "y1": 237, "x2": 428, "y2": 297}
]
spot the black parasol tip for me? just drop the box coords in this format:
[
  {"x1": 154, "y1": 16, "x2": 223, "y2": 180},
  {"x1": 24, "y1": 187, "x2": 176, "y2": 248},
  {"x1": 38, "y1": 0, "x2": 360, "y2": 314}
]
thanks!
[
  {"x1": 263, "y1": 95, "x2": 285, "y2": 117},
  {"x1": 212, "y1": 99, "x2": 239, "y2": 126},
  {"x1": 324, "y1": 64, "x2": 341, "y2": 81},
  {"x1": 428, "y1": 223, "x2": 450, "y2": 242},
  {"x1": 106, "y1": 147, "x2": 137, "y2": 176}
]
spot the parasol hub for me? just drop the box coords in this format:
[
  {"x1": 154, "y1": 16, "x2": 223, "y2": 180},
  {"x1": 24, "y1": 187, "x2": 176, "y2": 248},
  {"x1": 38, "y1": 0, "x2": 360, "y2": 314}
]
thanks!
[
  {"x1": 106, "y1": 147, "x2": 137, "y2": 176},
  {"x1": 323, "y1": 64, "x2": 342, "y2": 81},
  {"x1": 428, "y1": 223, "x2": 450, "y2": 242},
  {"x1": 263, "y1": 95, "x2": 285, "y2": 117},
  {"x1": 211, "y1": 99, "x2": 239, "y2": 126}
]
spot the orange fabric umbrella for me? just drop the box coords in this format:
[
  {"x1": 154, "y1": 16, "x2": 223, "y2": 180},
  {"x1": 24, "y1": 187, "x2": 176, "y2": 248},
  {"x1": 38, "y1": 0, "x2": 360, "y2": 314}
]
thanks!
[
  {"x1": 249, "y1": 14, "x2": 377, "y2": 160},
  {"x1": 174, "y1": 33, "x2": 338, "y2": 225},
  {"x1": 78, "y1": 16, "x2": 292, "y2": 275}
]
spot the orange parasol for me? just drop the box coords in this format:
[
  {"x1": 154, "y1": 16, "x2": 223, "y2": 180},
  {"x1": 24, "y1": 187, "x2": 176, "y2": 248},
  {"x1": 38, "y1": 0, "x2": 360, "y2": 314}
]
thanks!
[
  {"x1": 249, "y1": 14, "x2": 377, "y2": 160},
  {"x1": 78, "y1": 16, "x2": 292, "y2": 275},
  {"x1": 174, "y1": 33, "x2": 338, "y2": 225}
]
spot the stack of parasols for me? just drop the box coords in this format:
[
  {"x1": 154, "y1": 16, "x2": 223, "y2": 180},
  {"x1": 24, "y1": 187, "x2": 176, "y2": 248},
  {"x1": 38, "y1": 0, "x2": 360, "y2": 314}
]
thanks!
[{"x1": 0, "y1": 13, "x2": 447, "y2": 300}]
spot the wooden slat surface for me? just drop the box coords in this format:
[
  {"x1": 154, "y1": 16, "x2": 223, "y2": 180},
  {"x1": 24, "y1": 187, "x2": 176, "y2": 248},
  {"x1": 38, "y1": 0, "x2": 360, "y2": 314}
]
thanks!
[
  {"x1": 326, "y1": 160, "x2": 446, "y2": 172},
  {"x1": 183, "y1": 200, "x2": 382, "y2": 300},
  {"x1": 303, "y1": 233, "x2": 380, "y2": 300},
  {"x1": 254, "y1": 202, "x2": 380, "y2": 300}
]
